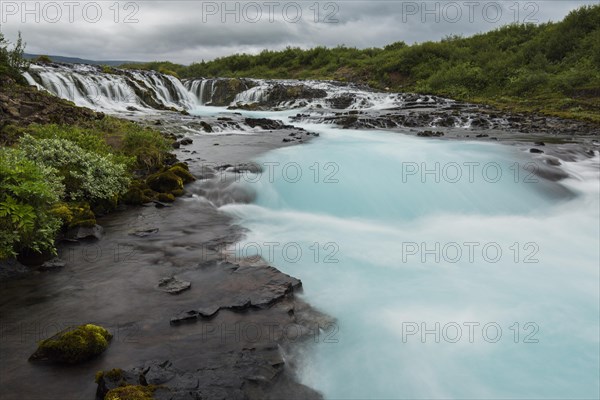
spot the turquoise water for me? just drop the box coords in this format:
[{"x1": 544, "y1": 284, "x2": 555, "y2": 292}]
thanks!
[{"x1": 221, "y1": 125, "x2": 600, "y2": 399}]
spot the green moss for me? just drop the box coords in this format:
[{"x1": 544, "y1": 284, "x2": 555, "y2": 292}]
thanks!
[
  {"x1": 29, "y1": 324, "x2": 112, "y2": 364},
  {"x1": 142, "y1": 189, "x2": 156, "y2": 198},
  {"x1": 105, "y1": 385, "x2": 156, "y2": 400},
  {"x1": 228, "y1": 78, "x2": 242, "y2": 91},
  {"x1": 92, "y1": 196, "x2": 119, "y2": 215},
  {"x1": 122, "y1": 187, "x2": 145, "y2": 205},
  {"x1": 168, "y1": 165, "x2": 195, "y2": 184},
  {"x1": 49, "y1": 203, "x2": 74, "y2": 224},
  {"x1": 95, "y1": 368, "x2": 123, "y2": 384},
  {"x1": 50, "y1": 202, "x2": 97, "y2": 229},
  {"x1": 171, "y1": 189, "x2": 184, "y2": 197},
  {"x1": 157, "y1": 193, "x2": 175, "y2": 203},
  {"x1": 171, "y1": 162, "x2": 189, "y2": 171},
  {"x1": 146, "y1": 171, "x2": 183, "y2": 193},
  {"x1": 66, "y1": 202, "x2": 97, "y2": 229}
]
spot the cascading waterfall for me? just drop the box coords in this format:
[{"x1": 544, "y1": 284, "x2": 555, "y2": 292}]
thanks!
[
  {"x1": 232, "y1": 83, "x2": 269, "y2": 104},
  {"x1": 25, "y1": 63, "x2": 197, "y2": 112},
  {"x1": 184, "y1": 78, "x2": 221, "y2": 105},
  {"x1": 25, "y1": 64, "x2": 452, "y2": 114}
]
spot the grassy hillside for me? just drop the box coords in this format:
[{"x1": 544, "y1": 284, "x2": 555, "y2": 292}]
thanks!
[{"x1": 123, "y1": 5, "x2": 600, "y2": 123}]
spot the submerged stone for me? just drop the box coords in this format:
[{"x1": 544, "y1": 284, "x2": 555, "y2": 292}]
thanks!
[
  {"x1": 66, "y1": 224, "x2": 104, "y2": 241},
  {"x1": 39, "y1": 257, "x2": 66, "y2": 271},
  {"x1": 157, "y1": 276, "x2": 191, "y2": 294}
]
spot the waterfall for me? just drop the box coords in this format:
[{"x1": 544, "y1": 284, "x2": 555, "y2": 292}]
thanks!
[
  {"x1": 25, "y1": 64, "x2": 453, "y2": 113},
  {"x1": 233, "y1": 83, "x2": 269, "y2": 104},
  {"x1": 186, "y1": 79, "x2": 217, "y2": 105},
  {"x1": 25, "y1": 63, "x2": 197, "y2": 112}
]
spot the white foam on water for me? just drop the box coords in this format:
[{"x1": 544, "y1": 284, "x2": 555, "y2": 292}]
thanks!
[{"x1": 221, "y1": 126, "x2": 600, "y2": 399}]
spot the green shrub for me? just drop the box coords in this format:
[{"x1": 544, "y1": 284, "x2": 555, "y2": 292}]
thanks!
[
  {"x1": 0, "y1": 32, "x2": 28, "y2": 83},
  {"x1": 119, "y1": 126, "x2": 171, "y2": 171},
  {"x1": 509, "y1": 70, "x2": 551, "y2": 95},
  {"x1": 18, "y1": 135, "x2": 130, "y2": 203},
  {"x1": 33, "y1": 55, "x2": 52, "y2": 64},
  {"x1": 0, "y1": 148, "x2": 63, "y2": 259},
  {"x1": 25, "y1": 123, "x2": 113, "y2": 155}
]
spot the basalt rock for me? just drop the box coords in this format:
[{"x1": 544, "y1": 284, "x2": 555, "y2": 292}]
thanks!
[
  {"x1": 418, "y1": 130, "x2": 444, "y2": 137},
  {"x1": 157, "y1": 276, "x2": 191, "y2": 294},
  {"x1": 170, "y1": 260, "x2": 302, "y2": 325},
  {"x1": 95, "y1": 356, "x2": 323, "y2": 400},
  {"x1": 262, "y1": 84, "x2": 327, "y2": 106}
]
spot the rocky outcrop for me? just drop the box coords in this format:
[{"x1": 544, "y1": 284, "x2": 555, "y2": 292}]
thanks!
[
  {"x1": 170, "y1": 260, "x2": 302, "y2": 325},
  {"x1": 96, "y1": 356, "x2": 322, "y2": 400},
  {"x1": 0, "y1": 77, "x2": 102, "y2": 144},
  {"x1": 186, "y1": 78, "x2": 257, "y2": 106},
  {"x1": 262, "y1": 83, "x2": 327, "y2": 106}
]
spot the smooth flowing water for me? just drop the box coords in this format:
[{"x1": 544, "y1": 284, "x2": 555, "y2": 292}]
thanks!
[{"x1": 220, "y1": 123, "x2": 600, "y2": 399}]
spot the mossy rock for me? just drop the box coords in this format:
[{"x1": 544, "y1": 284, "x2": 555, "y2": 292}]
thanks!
[
  {"x1": 168, "y1": 165, "x2": 195, "y2": 184},
  {"x1": 171, "y1": 162, "x2": 189, "y2": 171},
  {"x1": 105, "y1": 385, "x2": 156, "y2": 400},
  {"x1": 142, "y1": 188, "x2": 157, "y2": 197},
  {"x1": 122, "y1": 187, "x2": 147, "y2": 205},
  {"x1": 146, "y1": 171, "x2": 183, "y2": 193},
  {"x1": 71, "y1": 218, "x2": 97, "y2": 228},
  {"x1": 50, "y1": 203, "x2": 74, "y2": 224},
  {"x1": 157, "y1": 193, "x2": 175, "y2": 203},
  {"x1": 171, "y1": 189, "x2": 184, "y2": 197},
  {"x1": 95, "y1": 368, "x2": 124, "y2": 384},
  {"x1": 29, "y1": 324, "x2": 112, "y2": 364},
  {"x1": 92, "y1": 196, "x2": 119, "y2": 216},
  {"x1": 51, "y1": 202, "x2": 97, "y2": 228}
]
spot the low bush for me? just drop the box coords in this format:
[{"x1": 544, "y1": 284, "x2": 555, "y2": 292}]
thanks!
[
  {"x1": 0, "y1": 148, "x2": 63, "y2": 258},
  {"x1": 19, "y1": 135, "x2": 130, "y2": 203}
]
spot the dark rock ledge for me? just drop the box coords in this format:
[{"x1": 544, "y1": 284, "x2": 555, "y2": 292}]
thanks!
[{"x1": 97, "y1": 256, "x2": 333, "y2": 400}]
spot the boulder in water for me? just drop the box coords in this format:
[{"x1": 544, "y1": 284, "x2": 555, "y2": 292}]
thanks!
[
  {"x1": 66, "y1": 224, "x2": 104, "y2": 241},
  {"x1": 29, "y1": 324, "x2": 112, "y2": 364},
  {"x1": 146, "y1": 170, "x2": 183, "y2": 193}
]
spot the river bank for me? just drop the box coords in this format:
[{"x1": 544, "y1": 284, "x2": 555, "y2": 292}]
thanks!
[{"x1": 0, "y1": 116, "x2": 334, "y2": 399}]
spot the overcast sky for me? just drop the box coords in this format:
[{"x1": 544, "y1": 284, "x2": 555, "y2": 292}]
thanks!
[{"x1": 0, "y1": 1, "x2": 595, "y2": 64}]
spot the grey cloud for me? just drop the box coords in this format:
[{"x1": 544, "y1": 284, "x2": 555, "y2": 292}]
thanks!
[{"x1": 1, "y1": 1, "x2": 595, "y2": 64}]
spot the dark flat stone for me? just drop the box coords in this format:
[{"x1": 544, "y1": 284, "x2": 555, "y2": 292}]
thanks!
[{"x1": 158, "y1": 276, "x2": 191, "y2": 294}]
